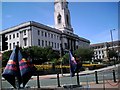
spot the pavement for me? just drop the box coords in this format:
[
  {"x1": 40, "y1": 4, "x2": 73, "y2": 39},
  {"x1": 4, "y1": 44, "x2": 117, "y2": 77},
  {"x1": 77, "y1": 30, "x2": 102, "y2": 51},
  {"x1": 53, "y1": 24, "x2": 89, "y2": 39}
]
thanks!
[
  {"x1": 32, "y1": 64, "x2": 119, "y2": 79},
  {"x1": 2, "y1": 64, "x2": 120, "y2": 90},
  {"x1": 29, "y1": 64, "x2": 120, "y2": 89}
]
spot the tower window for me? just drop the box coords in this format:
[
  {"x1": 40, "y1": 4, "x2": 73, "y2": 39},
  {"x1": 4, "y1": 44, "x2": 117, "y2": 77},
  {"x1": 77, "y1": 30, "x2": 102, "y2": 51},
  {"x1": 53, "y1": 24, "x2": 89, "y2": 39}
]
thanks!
[
  {"x1": 57, "y1": 14, "x2": 61, "y2": 24},
  {"x1": 66, "y1": 15, "x2": 69, "y2": 25}
]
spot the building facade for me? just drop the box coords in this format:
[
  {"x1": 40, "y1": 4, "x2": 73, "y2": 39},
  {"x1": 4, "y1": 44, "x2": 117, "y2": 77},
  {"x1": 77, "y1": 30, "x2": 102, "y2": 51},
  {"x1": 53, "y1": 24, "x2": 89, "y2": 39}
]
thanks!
[
  {"x1": 0, "y1": 0, "x2": 90, "y2": 53},
  {"x1": 90, "y1": 40, "x2": 120, "y2": 61}
]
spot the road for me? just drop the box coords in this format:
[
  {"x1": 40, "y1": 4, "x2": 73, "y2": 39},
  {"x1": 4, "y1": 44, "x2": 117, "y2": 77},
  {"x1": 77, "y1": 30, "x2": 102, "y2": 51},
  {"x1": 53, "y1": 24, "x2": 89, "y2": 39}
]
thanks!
[{"x1": 2, "y1": 67, "x2": 118, "y2": 88}]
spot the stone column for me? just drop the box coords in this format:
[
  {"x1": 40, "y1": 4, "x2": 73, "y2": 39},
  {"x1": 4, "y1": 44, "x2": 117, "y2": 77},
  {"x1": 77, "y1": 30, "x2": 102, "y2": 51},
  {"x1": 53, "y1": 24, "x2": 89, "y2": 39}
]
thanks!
[
  {"x1": 19, "y1": 31, "x2": 23, "y2": 48},
  {"x1": 28, "y1": 29, "x2": 32, "y2": 46}
]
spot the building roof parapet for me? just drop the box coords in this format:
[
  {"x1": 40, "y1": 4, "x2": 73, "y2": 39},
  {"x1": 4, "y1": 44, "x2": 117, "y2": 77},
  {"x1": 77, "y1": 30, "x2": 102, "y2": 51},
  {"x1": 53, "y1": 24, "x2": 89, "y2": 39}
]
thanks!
[
  {"x1": 78, "y1": 36, "x2": 90, "y2": 43},
  {"x1": 2, "y1": 21, "x2": 31, "y2": 34},
  {"x1": 1, "y1": 21, "x2": 62, "y2": 34},
  {"x1": 90, "y1": 40, "x2": 120, "y2": 47},
  {"x1": 30, "y1": 21, "x2": 62, "y2": 34}
]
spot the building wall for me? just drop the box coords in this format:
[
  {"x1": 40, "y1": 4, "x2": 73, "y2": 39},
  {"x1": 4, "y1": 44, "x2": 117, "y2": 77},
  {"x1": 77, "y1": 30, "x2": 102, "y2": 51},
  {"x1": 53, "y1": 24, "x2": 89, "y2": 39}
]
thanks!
[
  {"x1": 5, "y1": 30, "x2": 20, "y2": 50},
  {"x1": 31, "y1": 26, "x2": 61, "y2": 51},
  {"x1": 91, "y1": 41, "x2": 120, "y2": 61},
  {"x1": 3, "y1": 26, "x2": 31, "y2": 50},
  {"x1": 1, "y1": 0, "x2": 90, "y2": 52},
  {"x1": 1, "y1": 21, "x2": 90, "y2": 53}
]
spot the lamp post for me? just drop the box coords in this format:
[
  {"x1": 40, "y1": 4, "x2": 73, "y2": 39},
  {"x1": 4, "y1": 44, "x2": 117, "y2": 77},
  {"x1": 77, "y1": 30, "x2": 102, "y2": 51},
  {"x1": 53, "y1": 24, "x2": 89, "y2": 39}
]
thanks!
[
  {"x1": 110, "y1": 29, "x2": 115, "y2": 50},
  {"x1": 110, "y1": 29, "x2": 116, "y2": 65}
]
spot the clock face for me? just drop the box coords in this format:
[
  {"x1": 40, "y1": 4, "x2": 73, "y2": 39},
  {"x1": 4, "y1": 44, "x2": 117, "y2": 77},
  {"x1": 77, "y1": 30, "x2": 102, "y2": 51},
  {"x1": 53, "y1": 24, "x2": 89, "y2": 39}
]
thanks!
[{"x1": 56, "y1": 3, "x2": 60, "y2": 10}]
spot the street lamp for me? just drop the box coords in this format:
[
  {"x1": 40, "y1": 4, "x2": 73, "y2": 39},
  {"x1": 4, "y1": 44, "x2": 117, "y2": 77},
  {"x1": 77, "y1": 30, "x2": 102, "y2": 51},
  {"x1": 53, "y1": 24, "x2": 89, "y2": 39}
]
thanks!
[
  {"x1": 110, "y1": 29, "x2": 116, "y2": 66},
  {"x1": 110, "y1": 29, "x2": 115, "y2": 50}
]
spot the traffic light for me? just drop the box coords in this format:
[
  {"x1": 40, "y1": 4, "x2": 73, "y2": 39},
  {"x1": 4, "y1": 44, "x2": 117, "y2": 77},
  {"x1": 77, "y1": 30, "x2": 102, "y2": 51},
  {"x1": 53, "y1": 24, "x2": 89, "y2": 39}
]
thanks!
[{"x1": 2, "y1": 34, "x2": 8, "y2": 51}]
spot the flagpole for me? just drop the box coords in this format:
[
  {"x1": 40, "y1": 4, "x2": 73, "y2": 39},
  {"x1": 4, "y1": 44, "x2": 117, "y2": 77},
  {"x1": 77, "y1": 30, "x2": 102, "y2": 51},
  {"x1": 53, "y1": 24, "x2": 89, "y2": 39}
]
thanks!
[
  {"x1": 69, "y1": 51, "x2": 72, "y2": 89},
  {"x1": 69, "y1": 50, "x2": 75, "y2": 90},
  {"x1": 70, "y1": 76, "x2": 73, "y2": 90}
]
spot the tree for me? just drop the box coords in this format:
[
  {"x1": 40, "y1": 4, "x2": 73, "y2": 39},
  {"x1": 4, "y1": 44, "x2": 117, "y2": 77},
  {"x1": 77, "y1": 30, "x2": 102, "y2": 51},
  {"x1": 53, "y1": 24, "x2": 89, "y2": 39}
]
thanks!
[
  {"x1": 62, "y1": 53, "x2": 69, "y2": 65},
  {"x1": 74, "y1": 48, "x2": 94, "y2": 63},
  {"x1": 108, "y1": 49, "x2": 118, "y2": 59},
  {"x1": 2, "y1": 46, "x2": 60, "y2": 66},
  {"x1": 2, "y1": 50, "x2": 12, "y2": 67},
  {"x1": 22, "y1": 46, "x2": 60, "y2": 64}
]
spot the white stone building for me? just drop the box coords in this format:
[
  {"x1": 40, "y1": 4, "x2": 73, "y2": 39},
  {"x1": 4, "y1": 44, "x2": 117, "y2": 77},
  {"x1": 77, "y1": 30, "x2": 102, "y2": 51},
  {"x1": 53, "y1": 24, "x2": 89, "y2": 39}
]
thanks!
[
  {"x1": 0, "y1": 0, "x2": 90, "y2": 53},
  {"x1": 90, "y1": 40, "x2": 120, "y2": 61}
]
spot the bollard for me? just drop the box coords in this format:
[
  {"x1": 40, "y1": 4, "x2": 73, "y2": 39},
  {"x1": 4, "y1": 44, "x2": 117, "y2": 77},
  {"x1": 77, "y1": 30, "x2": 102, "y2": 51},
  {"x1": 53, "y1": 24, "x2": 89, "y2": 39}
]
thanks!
[
  {"x1": 76, "y1": 72, "x2": 80, "y2": 86},
  {"x1": 57, "y1": 73, "x2": 61, "y2": 87},
  {"x1": 37, "y1": 73, "x2": 40, "y2": 88},
  {"x1": 95, "y1": 71, "x2": 99, "y2": 84},
  {"x1": 113, "y1": 70, "x2": 116, "y2": 83}
]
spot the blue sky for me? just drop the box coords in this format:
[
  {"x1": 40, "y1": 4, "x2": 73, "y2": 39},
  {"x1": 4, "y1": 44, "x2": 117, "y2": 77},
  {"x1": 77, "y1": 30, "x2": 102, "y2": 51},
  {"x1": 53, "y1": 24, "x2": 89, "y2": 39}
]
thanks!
[{"x1": 2, "y1": 2, "x2": 118, "y2": 44}]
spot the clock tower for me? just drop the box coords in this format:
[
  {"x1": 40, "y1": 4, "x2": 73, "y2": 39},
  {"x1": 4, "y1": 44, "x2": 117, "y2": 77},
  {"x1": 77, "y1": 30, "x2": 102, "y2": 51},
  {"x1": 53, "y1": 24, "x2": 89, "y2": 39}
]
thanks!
[{"x1": 54, "y1": 0, "x2": 73, "y2": 33}]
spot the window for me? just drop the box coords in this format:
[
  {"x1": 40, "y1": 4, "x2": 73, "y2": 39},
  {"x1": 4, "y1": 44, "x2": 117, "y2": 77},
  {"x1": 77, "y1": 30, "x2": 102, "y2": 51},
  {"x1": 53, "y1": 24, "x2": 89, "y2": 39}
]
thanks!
[
  {"x1": 45, "y1": 41, "x2": 47, "y2": 46},
  {"x1": 24, "y1": 38, "x2": 27, "y2": 46},
  {"x1": 54, "y1": 35, "x2": 56, "y2": 39},
  {"x1": 64, "y1": 43, "x2": 67, "y2": 49},
  {"x1": 57, "y1": 14, "x2": 61, "y2": 24},
  {"x1": 49, "y1": 41, "x2": 51, "y2": 46},
  {"x1": 51, "y1": 34, "x2": 53, "y2": 38},
  {"x1": 9, "y1": 35, "x2": 11, "y2": 40},
  {"x1": 38, "y1": 30, "x2": 40, "y2": 35},
  {"x1": 99, "y1": 51, "x2": 101, "y2": 54},
  {"x1": 52, "y1": 42, "x2": 53, "y2": 47},
  {"x1": 48, "y1": 33, "x2": 50, "y2": 37},
  {"x1": 17, "y1": 42, "x2": 19, "y2": 46},
  {"x1": 57, "y1": 43, "x2": 59, "y2": 49},
  {"x1": 45, "y1": 32, "x2": 47, "y2": 37},
  {"x1": 13, "y1": 42, "x2": 15, "y2": 48},
  {"x1": 38, "y1": 39, "x2": 40, "y2": 46},
  {"x1": 102, "y1": 50, "x2": 104, "y2": 54},
  {"x1": 42, "y1": 40, "x2": 44, "y2": 47},
  {"x1": 13, "y1": 34, "x2": 15, "y2": 38},
  {"x1": 65, "y1": 4, "x2": 68, "y2": 8},
  {"x1": 66, "y1": 15, "x2": 69, "y2": 25},
  {"x1": 17, "y1": 33, "x2": 19, "y2": 37},
  {"x1": 55, "y1": 43, "x2": 56, "y2": 48},
  {"x1": 24, "y1": 30, "x2": 26, "y2": 35},
  {"x1": 57, "y1": 35, "x2": 59, "y2": 39},
  {"x1": 9, "y1": 43, "x2": 11, "y2": 50},
  {"x1": 102, "y1": 55, "x2": 104, "y2": 58},
  {"x1": 99, "y1": 56, "x2": 101, "y2": 59},
  {"x1": 41, "y1": 31, "x2": 44, "y2": 36}
]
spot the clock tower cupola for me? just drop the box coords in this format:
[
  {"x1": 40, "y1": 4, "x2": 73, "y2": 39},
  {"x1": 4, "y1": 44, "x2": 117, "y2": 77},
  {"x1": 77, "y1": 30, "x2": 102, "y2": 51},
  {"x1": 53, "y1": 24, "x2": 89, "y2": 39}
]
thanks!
[{"x1": 54, "y1": 0, "x2": 73, "y2": 33}]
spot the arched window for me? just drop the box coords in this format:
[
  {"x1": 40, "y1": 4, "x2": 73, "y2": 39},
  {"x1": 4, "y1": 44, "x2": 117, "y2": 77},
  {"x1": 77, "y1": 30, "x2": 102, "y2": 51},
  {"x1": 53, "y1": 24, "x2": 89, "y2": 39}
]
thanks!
[
  {"x1": 66, "y1": 14, "x2": 69, "y2": 25},
  {"x1": 57, "y1": 14, "x2": 61, "y2": 24}
]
